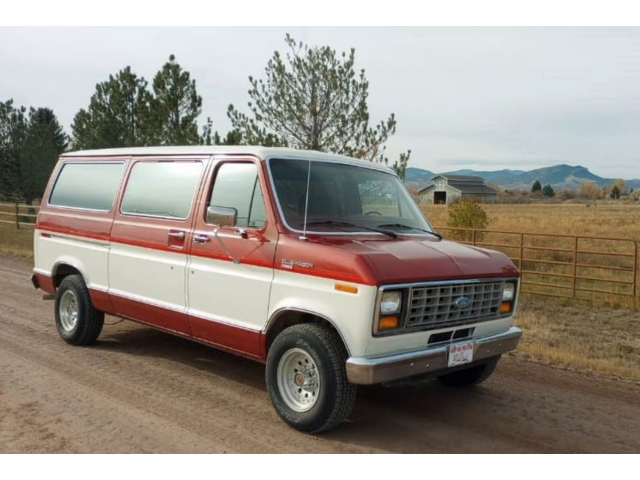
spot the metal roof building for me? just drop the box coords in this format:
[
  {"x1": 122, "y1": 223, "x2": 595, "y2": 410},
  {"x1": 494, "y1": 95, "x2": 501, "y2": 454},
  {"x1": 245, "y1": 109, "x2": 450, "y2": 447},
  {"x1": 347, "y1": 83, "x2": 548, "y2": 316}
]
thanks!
[{"x1": 418, "y1": 174, "x2": 498, "y2": 205}]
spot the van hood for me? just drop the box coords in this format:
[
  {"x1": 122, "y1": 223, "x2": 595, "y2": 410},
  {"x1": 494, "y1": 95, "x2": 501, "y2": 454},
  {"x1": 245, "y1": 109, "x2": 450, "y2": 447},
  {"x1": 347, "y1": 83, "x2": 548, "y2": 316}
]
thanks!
[{"x1": 315, "y1": 235, "x2": 518, "y2": 285}]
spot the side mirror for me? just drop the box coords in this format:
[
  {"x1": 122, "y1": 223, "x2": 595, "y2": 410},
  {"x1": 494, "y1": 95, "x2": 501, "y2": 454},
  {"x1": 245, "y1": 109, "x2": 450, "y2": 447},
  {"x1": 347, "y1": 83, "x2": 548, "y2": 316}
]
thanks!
[{"x1": 207, "y1": 206, "x2": 238, "y2": 227}]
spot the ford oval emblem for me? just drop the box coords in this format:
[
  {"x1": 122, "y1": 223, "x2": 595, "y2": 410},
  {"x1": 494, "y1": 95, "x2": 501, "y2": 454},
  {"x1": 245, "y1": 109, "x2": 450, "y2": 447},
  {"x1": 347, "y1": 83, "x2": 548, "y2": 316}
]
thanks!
[{"x1": 454, "y1": 297, "x2": 471, "y2": 308}]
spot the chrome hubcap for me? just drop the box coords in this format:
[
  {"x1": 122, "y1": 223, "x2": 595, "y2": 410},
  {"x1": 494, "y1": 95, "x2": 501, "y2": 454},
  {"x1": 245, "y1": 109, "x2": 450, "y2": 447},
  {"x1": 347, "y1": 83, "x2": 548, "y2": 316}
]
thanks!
[
  {"x1": 277, "y1": 348, "x2": 321, "y2": 412},
  {"x1": 59, "y1": 290, "x2": 79, "y2": 332}
]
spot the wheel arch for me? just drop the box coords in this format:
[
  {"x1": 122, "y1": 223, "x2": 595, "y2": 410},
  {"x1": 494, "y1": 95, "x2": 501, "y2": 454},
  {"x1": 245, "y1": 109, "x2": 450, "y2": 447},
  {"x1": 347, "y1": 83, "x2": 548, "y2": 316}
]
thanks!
[
  {"x1": 264, "y1": 308, "x2": 351, "y2": 357},
  {"x1": 51, "y1": 261, "x2": 86, "y2": 289}
]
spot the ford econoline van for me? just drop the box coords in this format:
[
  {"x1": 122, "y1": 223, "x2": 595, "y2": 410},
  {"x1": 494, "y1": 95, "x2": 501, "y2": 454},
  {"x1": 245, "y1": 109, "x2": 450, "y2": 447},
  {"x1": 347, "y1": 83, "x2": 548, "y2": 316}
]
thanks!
[{"x1": 32, "y1": 146, "x2": 522, "y2": 432}]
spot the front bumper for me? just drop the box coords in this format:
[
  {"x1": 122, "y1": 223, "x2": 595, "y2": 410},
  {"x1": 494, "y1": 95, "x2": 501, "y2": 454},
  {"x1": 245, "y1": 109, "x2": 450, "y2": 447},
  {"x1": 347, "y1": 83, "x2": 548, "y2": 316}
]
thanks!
[{"x1": 346, "y1": 326, "x2": 522, "y2": 385}]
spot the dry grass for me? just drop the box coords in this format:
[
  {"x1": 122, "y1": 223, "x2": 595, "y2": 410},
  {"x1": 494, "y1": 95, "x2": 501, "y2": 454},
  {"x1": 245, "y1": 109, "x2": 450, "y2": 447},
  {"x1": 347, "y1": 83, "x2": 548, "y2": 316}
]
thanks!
[
  {"x1": 513, "y1": 296, "x2": 640, "y2": 383},
  {"x1": 0, "y1": 222, "x2": 34, "y2": 259},
  {"x1": 422, "y1": 203, "x2": 640, "y2": 239}
]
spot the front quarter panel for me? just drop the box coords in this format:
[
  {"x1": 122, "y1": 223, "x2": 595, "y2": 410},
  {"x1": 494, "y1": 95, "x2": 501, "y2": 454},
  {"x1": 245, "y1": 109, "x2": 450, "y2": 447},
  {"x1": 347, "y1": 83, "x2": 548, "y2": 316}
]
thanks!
[{"x1": 267, "y1": 269, "x2": 378, "y2": 357}]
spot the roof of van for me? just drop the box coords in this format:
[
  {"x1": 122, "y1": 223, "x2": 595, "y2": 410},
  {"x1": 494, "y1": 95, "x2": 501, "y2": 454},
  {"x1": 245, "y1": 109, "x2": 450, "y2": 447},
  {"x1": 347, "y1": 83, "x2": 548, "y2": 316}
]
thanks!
[{"x1": 61, "y1": 146, "x2": 395, "y2": 173}]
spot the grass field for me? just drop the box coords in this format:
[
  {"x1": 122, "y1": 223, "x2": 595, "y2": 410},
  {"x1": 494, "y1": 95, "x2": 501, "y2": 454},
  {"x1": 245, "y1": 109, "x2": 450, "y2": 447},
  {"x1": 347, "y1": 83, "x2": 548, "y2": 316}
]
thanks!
[
  {"x1": 513, "y1": 296, "x2": 640, "y2": 383},
  {"x1": 0, "y1": 222, "x2": 34, "y2": 258},
  {"x1": 1, "y1": 203, "x2": 639, "y2": 383},
  {"x1": 422, "y1": 203, "x2": 640, "y2": 239}
]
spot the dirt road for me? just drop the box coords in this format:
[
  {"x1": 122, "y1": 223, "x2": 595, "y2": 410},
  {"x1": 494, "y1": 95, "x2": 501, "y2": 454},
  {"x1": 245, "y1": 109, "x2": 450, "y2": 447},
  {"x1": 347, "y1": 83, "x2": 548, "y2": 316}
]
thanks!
[{"x1": 1, "y1": 256, "x2": 639, "y2": 453}]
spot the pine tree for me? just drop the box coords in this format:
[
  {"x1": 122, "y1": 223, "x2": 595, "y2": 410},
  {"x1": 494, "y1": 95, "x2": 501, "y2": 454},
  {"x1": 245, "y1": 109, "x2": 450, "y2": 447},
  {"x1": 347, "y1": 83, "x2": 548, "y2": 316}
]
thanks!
[
  {"x1": 0, "y1": 100, "x2": 67, "y2": 204},
  {"x1": 531, "y1": 180, "x2": 542, "y2": 193},
  {"x1": 610, "y1": 185, "x2": 621, "y2": 199},
  {"x1": 71, "y1": 67, "x2": 152, "y2": 149},
  {"x1": 0, "y1": 100, "x2": 27, "y2": 200},
  {"x1": 228, "y1": 34, "x2": 410, "y2": 175},
  {"x1": 148, "y1": 55, "x2": 202, "y2": 145},
  {"x1": 542, "y1": 184, "x2": 555, "y2": 197}
]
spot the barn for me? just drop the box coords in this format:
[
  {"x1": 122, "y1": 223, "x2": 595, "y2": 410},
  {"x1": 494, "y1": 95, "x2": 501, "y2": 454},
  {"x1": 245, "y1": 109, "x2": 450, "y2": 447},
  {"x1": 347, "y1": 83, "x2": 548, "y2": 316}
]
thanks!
[{"x1": 418, "y1": 174, "x2": 498, "y2": 205}]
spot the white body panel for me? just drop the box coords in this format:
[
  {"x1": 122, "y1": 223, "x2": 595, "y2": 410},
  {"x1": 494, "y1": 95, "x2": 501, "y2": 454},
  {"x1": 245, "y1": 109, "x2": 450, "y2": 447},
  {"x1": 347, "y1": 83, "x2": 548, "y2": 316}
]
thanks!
[
  {"x1": 33, "y1": 229, "x2": 110, "y2": 293},
  {"x1": 267, "y1": 270, "x2": 378, "y2": 357},
  {"x1": 364, "y1": 316, "x2": 514, "y2": 357},
  {"x1": 188, "y1": 255, "x2": 273, "y2": 331},
  {"x1": 108, "y1": 242, "x2": 188, "y2": 311}
]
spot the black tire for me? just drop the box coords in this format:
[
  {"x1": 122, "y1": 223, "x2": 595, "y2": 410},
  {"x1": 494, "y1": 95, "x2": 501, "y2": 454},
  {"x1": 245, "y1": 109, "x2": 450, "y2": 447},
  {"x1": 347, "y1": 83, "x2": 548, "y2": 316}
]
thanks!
[
  {"x1": 437, "y1": 356, "x2": 500, "y2": 387},
  {"x1": 266, "y1": 323, "x2": 356, "y2": 433},
  {"x1": 54, "y1": 274, "x2": 104, "y2": 346}
]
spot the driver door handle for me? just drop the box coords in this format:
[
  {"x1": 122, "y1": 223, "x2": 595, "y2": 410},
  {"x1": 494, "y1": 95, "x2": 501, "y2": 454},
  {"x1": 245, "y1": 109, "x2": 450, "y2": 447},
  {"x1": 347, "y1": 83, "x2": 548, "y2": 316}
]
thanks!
[
  {"x1": 168, "y1": 231, "x2": 185, "y2": 240},
  {"x1": 193, "y1": 234, "x2": 210, "y2": 244}
]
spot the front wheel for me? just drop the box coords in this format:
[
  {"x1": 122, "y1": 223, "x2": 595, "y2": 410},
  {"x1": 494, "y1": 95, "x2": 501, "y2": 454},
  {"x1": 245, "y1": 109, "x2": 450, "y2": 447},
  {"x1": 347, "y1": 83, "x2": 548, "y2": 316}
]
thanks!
[
  {"x1": 266, "y1": 323, "x2": 356, "y2": 433},
  {"x1": 437, "y1": 355, "x2": 500, "y2": 387}
]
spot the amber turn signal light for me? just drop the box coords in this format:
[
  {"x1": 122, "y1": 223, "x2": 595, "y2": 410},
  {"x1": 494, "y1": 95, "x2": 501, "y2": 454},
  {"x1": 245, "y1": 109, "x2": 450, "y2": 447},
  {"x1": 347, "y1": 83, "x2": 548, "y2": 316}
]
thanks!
[
  {"x1": 378, "y1": 316, "x2": 399, "y2": 330},
  {"x1": 335, "y1": 283, "x2": 358, "y2": 294},
  {"x1": 500, "y1": 301, "x2": 512, "y2": 313}
]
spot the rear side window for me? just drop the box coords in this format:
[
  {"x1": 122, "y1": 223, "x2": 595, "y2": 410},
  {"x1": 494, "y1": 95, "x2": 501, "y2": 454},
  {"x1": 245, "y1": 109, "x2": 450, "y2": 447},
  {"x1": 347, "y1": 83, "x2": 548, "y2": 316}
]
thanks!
[
  {"x1": 208, "y1": 163, "x2": 267, "y2": 229},
  {"x1": 121, "y1": 161, "x2": 202, "y2": 220},
  {"x1": 49, "y1": 163, "x2": 124, "y2": 211}
]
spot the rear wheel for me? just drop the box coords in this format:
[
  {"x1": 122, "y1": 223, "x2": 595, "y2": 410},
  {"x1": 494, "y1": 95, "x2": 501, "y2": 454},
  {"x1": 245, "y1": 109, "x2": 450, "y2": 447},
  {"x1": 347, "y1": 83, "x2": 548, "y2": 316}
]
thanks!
[
  {"x1": 54, "y1": 274, "x2": 104, "y2": 346},
  {"x1": 266, "y1": 323, "x2": 356, "y2": 433},
  {"x1": 437, "y1": 356, "x2": 500, "y2": 387}
]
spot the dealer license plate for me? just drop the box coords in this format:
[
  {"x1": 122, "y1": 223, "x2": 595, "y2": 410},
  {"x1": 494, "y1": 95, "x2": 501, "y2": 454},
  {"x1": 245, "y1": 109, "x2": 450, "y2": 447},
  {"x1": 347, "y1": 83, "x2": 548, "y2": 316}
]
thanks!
[{"x1": 448, "y1": 341, "x2": 475, "y2": 367}]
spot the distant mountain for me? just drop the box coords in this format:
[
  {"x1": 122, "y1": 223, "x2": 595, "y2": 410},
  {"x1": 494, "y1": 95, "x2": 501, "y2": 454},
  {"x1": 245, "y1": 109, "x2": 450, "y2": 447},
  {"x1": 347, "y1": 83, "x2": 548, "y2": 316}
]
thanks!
[
  {"x1": 405, "y1": 164, "x2": 640, "y2": 190},
  {"x1": 405, "y1": 167, "x2": 435, "y2": 183}
]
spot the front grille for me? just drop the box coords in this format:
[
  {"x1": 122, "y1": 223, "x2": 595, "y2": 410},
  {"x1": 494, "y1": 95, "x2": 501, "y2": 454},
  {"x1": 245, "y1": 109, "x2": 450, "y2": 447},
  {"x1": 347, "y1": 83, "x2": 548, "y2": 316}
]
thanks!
[{"x1": 406, "y1": 280, "x2": 505, "y2": 330}]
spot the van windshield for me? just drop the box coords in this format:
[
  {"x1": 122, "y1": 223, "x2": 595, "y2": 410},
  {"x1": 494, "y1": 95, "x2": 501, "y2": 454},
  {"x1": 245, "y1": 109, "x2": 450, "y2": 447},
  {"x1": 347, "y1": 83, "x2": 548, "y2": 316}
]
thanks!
[{"x1": 269, "y1": 158, "x2": 433, "y2": 234}]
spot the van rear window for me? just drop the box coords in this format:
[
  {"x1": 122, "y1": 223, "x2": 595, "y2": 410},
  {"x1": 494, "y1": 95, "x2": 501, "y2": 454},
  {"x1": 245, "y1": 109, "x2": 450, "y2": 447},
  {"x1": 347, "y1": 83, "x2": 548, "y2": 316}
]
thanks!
[{"x1": 49, "y1": 163, "x2": 124, "y2": 211}]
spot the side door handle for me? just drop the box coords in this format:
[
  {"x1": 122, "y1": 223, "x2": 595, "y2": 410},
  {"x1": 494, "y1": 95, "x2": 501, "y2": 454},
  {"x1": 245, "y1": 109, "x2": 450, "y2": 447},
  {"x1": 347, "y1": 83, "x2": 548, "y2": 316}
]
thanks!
[
  {"x1": 193, "y1": 234, "x2": 210, "y2": 244},
  {"x1": 168, "y1": 231, "x2": 185, "y2": 240}
]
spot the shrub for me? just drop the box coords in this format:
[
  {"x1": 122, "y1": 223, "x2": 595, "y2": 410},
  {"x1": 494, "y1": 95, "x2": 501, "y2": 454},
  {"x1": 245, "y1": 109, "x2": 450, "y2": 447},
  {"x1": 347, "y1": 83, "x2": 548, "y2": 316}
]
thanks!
[{"x1": 446, "y1": 197, "x2": 489, "y2": 242}]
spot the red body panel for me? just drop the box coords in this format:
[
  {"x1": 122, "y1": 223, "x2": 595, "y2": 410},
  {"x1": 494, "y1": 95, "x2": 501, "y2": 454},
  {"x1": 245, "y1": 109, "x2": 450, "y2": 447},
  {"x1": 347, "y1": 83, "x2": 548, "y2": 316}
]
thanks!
[
  {"x1": 275, "y1": 233, "x2": 518, "y2": 285},
  {"x1": 32, "y1": 272, "x2": 55, "y2": 295}
]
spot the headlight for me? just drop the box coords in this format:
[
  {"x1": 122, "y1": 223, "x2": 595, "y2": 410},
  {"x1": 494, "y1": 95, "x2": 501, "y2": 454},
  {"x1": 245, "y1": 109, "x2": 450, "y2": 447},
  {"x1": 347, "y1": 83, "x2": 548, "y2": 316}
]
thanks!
[
  {"x1": 502, "y1": 282, "x2": 516, "y2": 301},
  {"x1": 380, "y1": 291, "x2": 402, "y2": 315}
]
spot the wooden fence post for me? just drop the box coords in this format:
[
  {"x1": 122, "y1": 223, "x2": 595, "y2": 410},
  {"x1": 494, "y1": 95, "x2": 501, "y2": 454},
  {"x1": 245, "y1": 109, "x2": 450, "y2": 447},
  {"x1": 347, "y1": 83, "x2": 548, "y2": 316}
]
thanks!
[
  {"x1": 634, "y1": 241, "x2": 638, "y2": 309},
  {"x1": 572, "y1": 236, "x2": 578, "y2": 299},
  {"x1": 15, "y1": 203, "x2": 20, "y2": 230}
]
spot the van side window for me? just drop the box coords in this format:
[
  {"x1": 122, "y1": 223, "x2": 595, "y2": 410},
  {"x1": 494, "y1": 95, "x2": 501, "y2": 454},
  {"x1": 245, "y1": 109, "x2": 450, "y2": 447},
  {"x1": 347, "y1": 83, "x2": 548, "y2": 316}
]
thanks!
[
  {"x1": 121, "y1": 161, "x2": 202, "y2": 220},
  {"x1": 49, "y1": 163, "x2": 124, "y2": 211},
  {"x1": 208, "y1": 163, "x2": 267, "y2": 229}
]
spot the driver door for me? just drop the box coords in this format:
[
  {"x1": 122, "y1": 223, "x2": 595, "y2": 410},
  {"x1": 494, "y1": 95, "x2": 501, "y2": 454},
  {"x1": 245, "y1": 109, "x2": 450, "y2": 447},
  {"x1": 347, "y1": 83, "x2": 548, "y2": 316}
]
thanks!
[{"x1": 187, "y1": 158, "x2": 277, "y2": 357}]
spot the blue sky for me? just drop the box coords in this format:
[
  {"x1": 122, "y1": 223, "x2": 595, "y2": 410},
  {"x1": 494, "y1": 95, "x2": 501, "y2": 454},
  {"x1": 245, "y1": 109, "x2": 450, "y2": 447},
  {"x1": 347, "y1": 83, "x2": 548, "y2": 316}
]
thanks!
[{"x1": 2, "y1": 27, "x2": 639, "y2": 178}]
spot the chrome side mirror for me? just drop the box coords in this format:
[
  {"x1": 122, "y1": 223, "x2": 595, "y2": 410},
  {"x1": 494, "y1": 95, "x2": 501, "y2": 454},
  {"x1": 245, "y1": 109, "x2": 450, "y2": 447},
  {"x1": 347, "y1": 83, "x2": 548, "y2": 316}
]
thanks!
[{"x1": 207, "y1": 206, "x2": 238, "y2": 227}]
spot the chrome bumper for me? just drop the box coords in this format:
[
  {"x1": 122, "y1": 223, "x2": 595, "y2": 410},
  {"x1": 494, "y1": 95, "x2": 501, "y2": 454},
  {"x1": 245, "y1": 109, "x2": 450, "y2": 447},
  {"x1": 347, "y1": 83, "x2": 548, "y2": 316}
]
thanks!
[{"x1": 346, "y1": 326, "x2": 523, "y2": 385}]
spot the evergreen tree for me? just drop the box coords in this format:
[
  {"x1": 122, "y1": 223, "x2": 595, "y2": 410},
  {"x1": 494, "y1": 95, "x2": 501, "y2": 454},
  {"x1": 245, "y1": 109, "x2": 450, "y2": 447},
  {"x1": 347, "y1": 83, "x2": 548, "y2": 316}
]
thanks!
[
  {"x1": 542, "y1": 184, "x2": 555, "y2": 197},
  {"x1": 610, "y1": 185, "x2": 621, "y2": 199},
  {"x1": 149, "y1": 54, "x2": 202, "y2": 145},
  {"x1": 531, "y1": 180, "x2": 542, "y2": 193},
  {"x1": 22, "y1": 108, "x2": 68, "y2": 205},
  {"x1": 71, "y1": 67, "x2": 152, "y2": 149},
  {"x1": 0, "y1": 100, "x2": 67, "y2": 204},
  {"x1": 0, "y1": 100, "x2": 28, "y2": 200},
  {"x1": 200, "y1": 118, "x2": 243, "y2": 146},
  {"x1": 228, "y1": 34, "x2": 410, "y2": 175}
]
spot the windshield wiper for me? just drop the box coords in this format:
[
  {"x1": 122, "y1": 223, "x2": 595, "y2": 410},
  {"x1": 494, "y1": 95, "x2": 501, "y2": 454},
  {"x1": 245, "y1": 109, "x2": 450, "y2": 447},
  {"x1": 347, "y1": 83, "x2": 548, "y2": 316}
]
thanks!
[
  {"x1": 305, "y1": 220, "x2": 397, "y2": 238},
  {"x1": 377, "y1": 223, "x2": 443, "y2": 240}
]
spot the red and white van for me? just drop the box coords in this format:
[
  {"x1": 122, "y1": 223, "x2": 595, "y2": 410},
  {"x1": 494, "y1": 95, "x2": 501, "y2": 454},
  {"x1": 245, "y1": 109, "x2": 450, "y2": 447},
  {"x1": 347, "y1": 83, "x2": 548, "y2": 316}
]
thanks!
[{"x1": 32, "y1": 146, "x2": 522, "y2": 432}]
